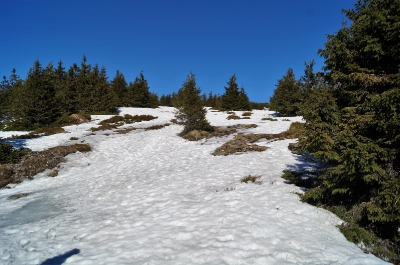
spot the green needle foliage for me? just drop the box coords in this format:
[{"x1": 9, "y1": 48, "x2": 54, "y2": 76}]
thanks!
[
  {"x1": 221, "y1": 74, "x2": 251, "y2": 111},
  {"x1": 269, "y1": 68, "x2": 301, "y2": 116},
  {"x1": 296, "y1": 0, "x2": 400, "y2": 260},
  {"x1": 175, "y1": 72, "x2": 213, "y2": 135}
]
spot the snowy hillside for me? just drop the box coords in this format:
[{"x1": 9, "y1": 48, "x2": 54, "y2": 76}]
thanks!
[{"x1": 0, "y1": 107, "x2": 389, "y2": 264}]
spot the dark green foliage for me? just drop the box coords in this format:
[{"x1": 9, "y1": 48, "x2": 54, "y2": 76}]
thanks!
[
  {"x1": 159, "y1": 94, "x2": 173, "y2": 106},
  {"x1": 296, "y1": 0, "x2": 400, "y2": 262},
  {"x1": 127, "y1": 72, "x2": 158, "y2": 108},
  {"x1": 175, "y1": 72, "x2": 213, "y2": 134},
  {"x1": 0, "y1": 139, "x2": 29, "y2": 164},
  {"x1": 269, "y1": 68, "x2": 301, "y2": 116},
  {"x1": 11, "y1": 61, "x2": 60, "y2": 129},
  {"x1": 221, "y1": 75, "x2": 251, "y2": 111},
  {"x1": 250, "y1": 102, "x2": 269, "y2": 110},
  {"x1": 281, "y1": 170, "x2": 317, "y2": 190},
  {"x1": 111, "y1": 70, "x2": 128, "y2": 106}
]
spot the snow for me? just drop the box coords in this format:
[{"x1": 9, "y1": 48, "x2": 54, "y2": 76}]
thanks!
[{"x1": 0, "y1": 107, "x2": 390, "y2": 264}]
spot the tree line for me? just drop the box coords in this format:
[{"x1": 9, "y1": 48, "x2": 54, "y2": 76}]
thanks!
[
  {"x1": 269, "y1": 0, "x2": 400, "y2": 261},
  {"x1": 0, "y1": 56, "x2": 267, "y2": 130}
]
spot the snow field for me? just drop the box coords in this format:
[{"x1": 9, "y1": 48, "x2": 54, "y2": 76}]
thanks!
[{"x1": 0, "y1": 107, "x2": 390, "y2": 264}]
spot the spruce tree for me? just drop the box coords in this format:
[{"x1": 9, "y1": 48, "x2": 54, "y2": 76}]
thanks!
[
  {"x1": 269, "y1": 68, "x2": 301, "y2": 116},
  {"x1": 175, "y1": 72, "x2": 213, "y2": 134},
  {"x1": 111, "y1": 70, "x2": 127, "y2": 106},
  {"x1": 300, "y1": 0, "x2": 400, "y2": 243},
  {"x1": 127, "y1": 72, "x2": 156, "y2": 108},
  {"x1": 12, "y1": 60, "x2": 59, "y2": 129},
  {"x1": 221, "y1": 74, "x2": 251, "y2": 111}
]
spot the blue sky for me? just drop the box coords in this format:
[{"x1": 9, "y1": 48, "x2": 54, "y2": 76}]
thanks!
[{"x1": 0, "y1": 0, "x2": 354, "y2": 102}]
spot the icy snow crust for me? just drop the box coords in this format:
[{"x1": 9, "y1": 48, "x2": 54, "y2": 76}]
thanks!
[{"x1": 0, "y1": 107, "x2": 389, "y2": 264}]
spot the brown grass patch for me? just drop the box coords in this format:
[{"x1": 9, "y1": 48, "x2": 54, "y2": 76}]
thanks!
[
  {"x1": 262, "y1": 117, "x2": 278, "y2": 121},
  {"x1": 240, "y1": 175, "x2": 262, "y2": 184},
  {"x1": 8, "y1": 193, "x2": 29, "y2": 200},
  {"x1": 212, "y1": 122, "x2": 305, "y2": 156},
  {"x1": 91, "y1": 115, "x2": 158, "y2": 131},
  {"x1": 145, "y1": 123, "x2": 171, "y2": 131},
  {"x1": 227, "y1": 114, "x2": 241, "y2": 120},
  {"x1": 11, "y1": 127, "x2": 66, "y2": 139},
  {"x1": 0, "y1": 144, "x2": 91, "y2": 189},
  {"x1": 213, "y1": 133, "x2": 267, "y2": 156},
  {"x1": 242, "y1": 112, "x2": 252, "y2": 116}
]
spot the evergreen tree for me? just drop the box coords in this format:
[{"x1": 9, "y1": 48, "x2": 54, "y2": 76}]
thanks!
[
  {"x1": 111, "y1": 70, "x2": 127, "y2": 106},
  {"x1": 300, "y1": 0, "x2": 400, "y2": 242},
  {"x1": 12, "y1": 60, "x2": 59, "y2": 128},
  {"x1": 269, "y1": 68, "x2": 301, "y2": 116},
  {"x1": 53, "y1": 61, "x2": 69, "y2": 114},
  {"x1": 221, "y1": 74, "x2": 251, "y2": 111},
  {"x1": 238, "y1": 86, "x2": 251, "y2": 110},
  {"x1": 65, "y1": 63, "x2": 80, "y2": 113},
  {"x1": 88, "y1": 64, "x2": 118, "y2": 113},
  {"x1": 175, "y1": 72, "x2": 213, "y2": 134},
  {"x1": 127, "y1": 72, "x2": 156, "y2": 108},
  {"x1": 159, "y1": 94, "x2": 173, "y2": 106}
]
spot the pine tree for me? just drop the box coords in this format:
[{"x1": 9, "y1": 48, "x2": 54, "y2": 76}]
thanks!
[
  {"x1": 111, "y1": 70, "x2": 127, "y2": 106},
  {"x1": 159, "y1": 94, "x2": 173, "y2": 106},
  {"x1": 12, "y1": 60, "x2": 59, "y2": 129},
  {"x1": 175, "y1": 72, "x2": 213, "y2": 134},
  {"x1": 301, "y1": 0, "x2": 400, "y2": 241},
  {"x1": 269, "y1": 68, "x2": 301, "y2": 116},
  {"x1": 127, "y1": 72, "x2": 156, "y2": 108},
  {"x1": 221, "y1": 74, "x2": 250, "y2": 111},
  {"x1": 238, "y1": 86, "x2": 251, "y2": 110}
]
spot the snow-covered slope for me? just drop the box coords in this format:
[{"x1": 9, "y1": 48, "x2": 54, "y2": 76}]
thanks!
[{"x1": 0, "y1": 107, "x2": 389, "y2": 264}]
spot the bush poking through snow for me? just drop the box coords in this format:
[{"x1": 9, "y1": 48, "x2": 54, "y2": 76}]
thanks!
[
  {"x1": 240, "y1": 175, "x2": 262, "y2": 184},
  {"x1": 242, "y1": 112, "x2": 252, "y2": 116},
  {"x1": 280, "y1": 170, "x2": 315, "y2": 189},
  {"x1": 175, "y1": 72, "x2": 214, "y2": 134}
]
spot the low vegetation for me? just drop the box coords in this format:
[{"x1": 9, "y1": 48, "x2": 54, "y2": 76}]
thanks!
[
  {"x1": 11, "y1": 127, "x2": 66, "y2": 139},
  {"x1": 240, "y1": 175, "x2": 262, "y2": 184},
  {"x1": 182, "y1": 124, "x2": 257, "y2": 141},
  {"x1": 0, "y1": 143, "x2": 91, "y2": 189},
  {"x1": 91, "y1": 114, "x2": 157, "y2": 131},
  {"x1": 262, "y1": 117, "x2": 278, "y2": 121}
]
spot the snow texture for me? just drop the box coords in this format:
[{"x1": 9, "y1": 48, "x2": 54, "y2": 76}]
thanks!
[{"x1": 0, "y1": 107, "x2": 390, "y2": 264}]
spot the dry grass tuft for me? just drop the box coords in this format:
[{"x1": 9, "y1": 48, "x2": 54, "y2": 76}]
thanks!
[
  {"x1": 240, "y1": 175, "x2": 262, "y2": 184},
  {"x1": 227, "y1": 114, "x2": 241, "y2": 120},
  {"x1": 262, "y1": 117, "x2": 278, "y2": 121}
]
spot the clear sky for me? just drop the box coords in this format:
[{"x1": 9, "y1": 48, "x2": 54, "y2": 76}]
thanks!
[{"x1": 0, "y1": 0, "x2": 354, "y2": 103}]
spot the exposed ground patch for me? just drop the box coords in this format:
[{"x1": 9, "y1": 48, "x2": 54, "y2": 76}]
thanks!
[{"x1": 0, "y1": 144, "x2": 91, "y2": 189}]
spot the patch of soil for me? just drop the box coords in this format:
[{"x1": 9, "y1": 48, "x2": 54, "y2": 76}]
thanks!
[
  {"x1": 212, "y1": 133, "x2": 267, "y2": 156},
  {"x1": 0, "y1": 144, "x2": 91, "y2": 189},
  {"x1": 184, "y1": 124, "x2": 258, "y2": 141}
]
